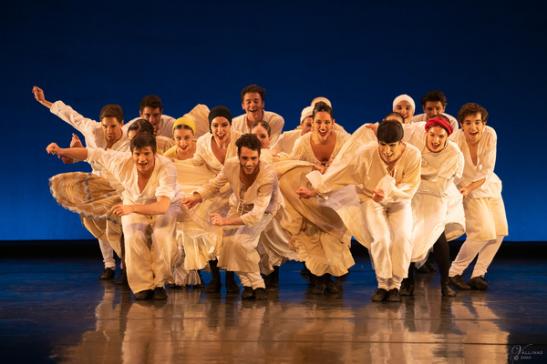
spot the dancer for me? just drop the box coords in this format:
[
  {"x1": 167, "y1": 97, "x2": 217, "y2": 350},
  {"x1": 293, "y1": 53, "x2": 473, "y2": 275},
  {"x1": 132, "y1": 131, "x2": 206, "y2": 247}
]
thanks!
[
  {"x1": 32, "y1": 85, "x2": 126, "y2": 280},
  {"x1": 232, "y1": 84, "x2": 285, "y2": 144},
  {"x1": 271, "y1": 106, "x2": 313, "y2": 155},
  {"x1": 123, "y1": 95, "x2": 175, "y2": 138},
  {"x1": 164, "y1": 115, "x2": 197, "y2": 161},
  {"x1": 411, "y1": 90, "x2": 458, "y2": 130},
  {"x1": 182, "y1": 134, "x2": 281, "y2": 300},
  {"x1": 46, "y1": 132, "x2": 181, "y2": 300},
  {"x1": 299, "y1": 121, "x2": 421, "y2": 302},
  {"x1": 448, "y1": 103, "x2": 508, "y2": 290}
]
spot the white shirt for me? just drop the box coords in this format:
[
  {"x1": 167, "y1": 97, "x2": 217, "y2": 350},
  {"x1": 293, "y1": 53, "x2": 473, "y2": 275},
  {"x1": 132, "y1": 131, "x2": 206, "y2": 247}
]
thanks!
[
  {"x1": 192, "y1": 130, "x2": 241, "y2": 174},
  {"x1": 87, "y1": 148, "x2": 179, "y2": 205},
  {"x1": 123, "y1": 115, "x2": 176, "y2": 138},
  {"x1": 232, "y1": 111, "x2": 284, "y2": 144}
]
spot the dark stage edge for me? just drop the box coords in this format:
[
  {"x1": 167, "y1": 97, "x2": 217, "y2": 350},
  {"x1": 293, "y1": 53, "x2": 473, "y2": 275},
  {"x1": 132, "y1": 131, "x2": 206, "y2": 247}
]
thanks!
[{"x1": 1, "y1": 257, "x2": 547, "y2": 363}]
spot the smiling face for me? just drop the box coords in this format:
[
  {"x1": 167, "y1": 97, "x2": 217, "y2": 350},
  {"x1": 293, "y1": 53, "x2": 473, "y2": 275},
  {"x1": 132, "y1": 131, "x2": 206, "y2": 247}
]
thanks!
[
  {"x1": 312, "y1": 111, "x2": 334, "y2": 143},
  {"x1": 242, "y1": 92, "x2": 265, "y2": 122},
  {"x1": 101, "y1": 117, "x2": 123, "y2": 145},
  {"x1": 394, "y1": 100, "x2": 414, "y2": 123},
  {"x1": 140, "y1": 107, "x2": 162, "y2": 132},
  {"x1": 251, "y1": 124, "x2": 271, "y2": 149},
  {"x1": 132, "y1": 146, "x2": 155, "y2": 175},
  {"x1": 174, "y1": 127, "x2": 194, "y2": 152},
  {"x1": 239, "y1": 146, "x2": 260, "y2": 175},
  {"x1": 210, "y1": 116, "x2": 231, "y2": 143},
  {"x1": 461, "y1": 112, "x2": 486, "y2": 145},
  {"x1": 378, "y1": 141, "x2": 404, "y2": 164},
  {"x1": 426, "y1": 126, "x2": 449, "y2": 152},
  {"x1": 424, "y1": 101, "x2": 445, "y2": 119}
]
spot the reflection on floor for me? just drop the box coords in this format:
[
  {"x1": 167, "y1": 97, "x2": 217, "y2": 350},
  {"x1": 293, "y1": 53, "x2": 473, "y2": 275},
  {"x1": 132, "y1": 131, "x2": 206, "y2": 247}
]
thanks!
[{"x1": 1, "y1": 257, "x2": 546, "y2": 363}]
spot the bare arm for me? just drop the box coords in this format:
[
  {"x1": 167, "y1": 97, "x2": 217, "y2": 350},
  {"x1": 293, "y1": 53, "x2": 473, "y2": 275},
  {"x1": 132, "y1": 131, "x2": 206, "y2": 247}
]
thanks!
[
  {"x1": 459, "y1": 178, "x2": 486, "y2": 197},
  {"x1": 209, "y1": 213, "x2": 244, "y2": 226},
  {"x1": 111, "y1": 196, "x2": 171, "y2": 216},
  {"x1": 32, "y1": 86, "x2": 53, "y2": 109}
]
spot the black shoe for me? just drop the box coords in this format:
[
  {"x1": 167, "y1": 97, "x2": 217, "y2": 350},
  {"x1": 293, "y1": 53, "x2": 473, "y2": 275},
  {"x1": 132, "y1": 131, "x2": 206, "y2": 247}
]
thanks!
[
  {"x1": 441, "y1": 283, "x2": 457, "y2": 297},
  {"x1": 115, "y1": 269, "x2": 128, "y2": 286},
  {"x1": 100, "y1": 267, "x2": 115, "y2": 280},
  {"x1": 325, "y1": 279, "x2": 340, "y2": 295},
  {"x1": 399, "y1": 278, "x2": 415, "y2": 296},
  {"x1": 386, "y1": 289, "x2": 401, "y2": 302},
  {"x1": 371, "y1": 288, "x2": 388, "y2": 302},
  {"x1": 206, "y1": 260, "x2": 221, "y2": 293},
  {"x1": 254, "y1": 288, "x2": 267, "y2": 300},
  {"x1": 449, "y1": 275, "x2": 471, "y2": 290},
  {"x1": 225, "y1": 272, "x2": 240, "y2": 294},
  {"x1": 153, "y1": 287, "x2": 168, "y2": 300},
  {"x1": 468, "y1": 276, "x2": 488, "y2": 291},
  {"x1": 134, "y1": 289, "x2": 153, "y2": 300},
  {"x1": 241, "y1": 286, "x2": 254, "y2": 300}
]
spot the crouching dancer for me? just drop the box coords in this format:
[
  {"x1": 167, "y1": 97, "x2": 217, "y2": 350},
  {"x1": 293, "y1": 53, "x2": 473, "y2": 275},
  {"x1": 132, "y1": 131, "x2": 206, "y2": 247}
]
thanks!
[
  {"x1": 46, "y1": 132, "x2": 181, "y2": 300},
  {"x1": 182, "y1": 134, "x2": 281, "y2": 300}
]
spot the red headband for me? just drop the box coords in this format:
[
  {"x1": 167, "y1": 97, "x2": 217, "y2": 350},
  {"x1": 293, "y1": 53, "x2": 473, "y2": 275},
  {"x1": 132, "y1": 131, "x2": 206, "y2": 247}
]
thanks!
[{"x1": 425, "y1": 116, "x2": 453, "y2": 135}]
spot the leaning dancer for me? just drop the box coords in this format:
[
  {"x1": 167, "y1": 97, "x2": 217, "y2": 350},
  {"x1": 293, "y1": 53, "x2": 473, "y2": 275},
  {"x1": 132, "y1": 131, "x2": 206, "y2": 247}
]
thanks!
[
  {"x1": 448, "y1": 103, "x2": 508, "y2": 291},
  {"x1": 33, "y1": 85, "x2": 126, "y2": 280},
  {"x1": 46, "y1": 133, "x2": 181, "y2": 300},
  {"x1": 182, "y1": 134, "x2": 281, "y2": 300},
  {"x1": 400, "y1": 116, "x2": 464, "y2": 297},
  {"x1": 300, "y1": 121, "x2": 421, "y2": 302}
]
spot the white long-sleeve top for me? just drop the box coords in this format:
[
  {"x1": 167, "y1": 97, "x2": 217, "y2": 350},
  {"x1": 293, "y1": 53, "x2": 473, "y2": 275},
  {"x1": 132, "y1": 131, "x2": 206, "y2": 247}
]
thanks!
[
  {"x1": 312, "y1": 142, "x2": 422, "y2": 204},
  {"x1": 50, "y1": 101, "x2": 129, "y2": 177},
  {"x1": 450, "y1": 126, "x2": 502, "y2": 198},
  {"x1": 290, "y1": 130, "x2": 349, "y2": 167},
  {"x1": 271, "y1": 129, "x2": 302, "y2": 155},
  {"x1": 418, "y1": 141, "x2": 464, "y2": 198},
  {"x1": 232, "y1": 111, "x2": 284, "y2": 144},
  {"x1": 87, "y1": 148, "x2": 179, "y2": 205},
  {"x1": 191, "y1": 130, "x2": 241, "y2": 174},
  {"x1": 197, "y1": 158, "x2": 281, "y2": 226},
  {"x1": 123, "y1": 115, "x2": 176, "y2": 138}
]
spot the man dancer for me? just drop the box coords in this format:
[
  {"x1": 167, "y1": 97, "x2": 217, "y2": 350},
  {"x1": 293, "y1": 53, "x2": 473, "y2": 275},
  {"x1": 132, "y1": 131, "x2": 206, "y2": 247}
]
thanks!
[
  {"x1": 182, "y1": 134, "x2": 281, "y2": 300},
  {"x1": 124, "y1": 95, "x2": 176, "y2": 138},
  {"x1": 298, "y1": 121, "x2": 421, "y2": 302},
  {"x1": 448, "y1": 103, "x2": 508, "y2": 290},
  {"x1": 232, "y1": 84, "x2": 285, "y2": 144},
  {"x1": 46, "y1": 132, "x2": 181, "y2": 300},
  {"x1": 411, "y1": 90, "x2": 458, "y2": 130},
  {"x1": 33, "y1": 85, "x2": 126, "y2": 280}
]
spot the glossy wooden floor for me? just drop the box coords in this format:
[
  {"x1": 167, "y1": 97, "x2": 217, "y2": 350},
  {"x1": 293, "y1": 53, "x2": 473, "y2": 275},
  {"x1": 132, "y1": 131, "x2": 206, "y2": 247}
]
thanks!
[{"x1": 1, "y1": 256, "x2": 546, "y2": 363}]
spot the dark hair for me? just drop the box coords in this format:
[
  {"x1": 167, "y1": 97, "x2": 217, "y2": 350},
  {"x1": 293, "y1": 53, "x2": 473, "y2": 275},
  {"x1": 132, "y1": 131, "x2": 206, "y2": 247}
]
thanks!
[
  {"x1": 240, "y1": 84, "x2": 266, "y2": 102},
  {"x1": 236, "y1": 133, "x2": 262, "y2": 155},
  {"x1": 128, "y1": 118, "x2": 155, "y2": 135},
  {"x1": 130, "y1": 132, "x2": 157, "y2": 153},
  {"x1": 382, "y1": 112, "x2": 404, "y2": 123},
  {"x1": 251, "y1": 120, "x2": 271, "y2": 137},
  {"x1": 99, "y1": 104, "x2": 124, "y2": 123},
  {"x1": 139, "y1": 95, "x2": 163, "y2": 112},
  {"x1": 312, "y1": 101, "x2": 334, "y2": 118},
  {"x1": 377, "y1": 120, "x2": 404, "y2": 143},
  {"x1": 457, "y1": 102, "x2": 488, "y2": 124},
  {"x1": 421, "y1": 90, "x2": 447, "y2": 107}
]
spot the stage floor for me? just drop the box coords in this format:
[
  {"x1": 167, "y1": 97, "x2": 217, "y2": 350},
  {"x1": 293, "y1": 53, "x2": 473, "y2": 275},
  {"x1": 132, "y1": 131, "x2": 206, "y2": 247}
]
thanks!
[{"x1": 1, "y1": 256, "x2": 546, "y2": 363}]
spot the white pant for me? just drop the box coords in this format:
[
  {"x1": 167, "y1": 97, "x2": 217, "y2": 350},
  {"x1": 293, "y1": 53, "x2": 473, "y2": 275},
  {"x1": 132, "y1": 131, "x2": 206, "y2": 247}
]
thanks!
[
  {"x1": 82, "y1": 216, "x2": 122, "y2": 268},
  {"x1": 238, "y1": 272, "x2": 265, "y2": 289},
  {"x1": 121, "y1": 203, "x2": 180, "y2": 293},
  {"x1": 363, "y1": 199, "x2": 413, "y2": 288},
  {"x1": 449, "y1": 236, "x2": 504, "y2": 278}
]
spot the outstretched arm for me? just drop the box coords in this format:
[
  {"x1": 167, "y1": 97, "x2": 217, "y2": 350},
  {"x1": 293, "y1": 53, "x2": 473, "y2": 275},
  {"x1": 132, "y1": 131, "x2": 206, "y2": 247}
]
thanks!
[
  {"x1": 46, "y1": 143, "x2": 88, "y2": 162},
  {"x1": 32, "y1": 86, "x2": 53, "y2": 109}
]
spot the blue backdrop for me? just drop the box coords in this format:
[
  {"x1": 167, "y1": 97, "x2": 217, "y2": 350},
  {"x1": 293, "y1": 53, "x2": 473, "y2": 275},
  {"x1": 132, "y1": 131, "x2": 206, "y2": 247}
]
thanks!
[{"x1": 2, "y1": 1, "x2": 546, "y2": 241}]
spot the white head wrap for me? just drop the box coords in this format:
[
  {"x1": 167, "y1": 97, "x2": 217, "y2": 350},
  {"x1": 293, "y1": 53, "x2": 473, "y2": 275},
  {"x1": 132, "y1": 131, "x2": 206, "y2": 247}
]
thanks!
[
  {"x1": 300, "y1": 106, "x2": 314, "y2": 124},
  {"x1": 310, "y1": 96, "x2": 332, "y2": 108},
  {"x1": 392, "y1": 94, "x2": 415, "y2": 113}
]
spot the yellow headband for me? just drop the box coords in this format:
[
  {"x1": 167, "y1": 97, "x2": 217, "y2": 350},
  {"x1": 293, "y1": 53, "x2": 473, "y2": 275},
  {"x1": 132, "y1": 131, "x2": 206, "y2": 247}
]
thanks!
[{"x1": 173, "y1": 115, "x2": 196, "y2": 135}]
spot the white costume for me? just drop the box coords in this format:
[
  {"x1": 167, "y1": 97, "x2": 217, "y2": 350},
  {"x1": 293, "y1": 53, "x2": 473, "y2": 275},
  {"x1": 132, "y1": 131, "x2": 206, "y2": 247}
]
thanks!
[
  {"x1": 232, "y1": 111, "x2": 284, "y2": 144},
  {"x1": 123, "y1": 115, "x2": 175, "y2": 138},
  {"x1": 197, "y1": 158, "x2": 281, "y2": 289},
  {"x1": 87, "y1": 148, "x2": 181, "y2": 293},
  {"x1": 449, "y1": 126, "x2": 508, "y2": 278},
  {"x1": 309, "y1": 143, "x2": 421, "y2": 289},
  {"x1": 411, "y1": 140, "x2": 465, "y2": 262},
  {"x1": 49, "y1": 101, "x2": 128, "y2": 268},
  {"x1": 271, "y1": 129, "x2": 302, "y2": 155}
]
